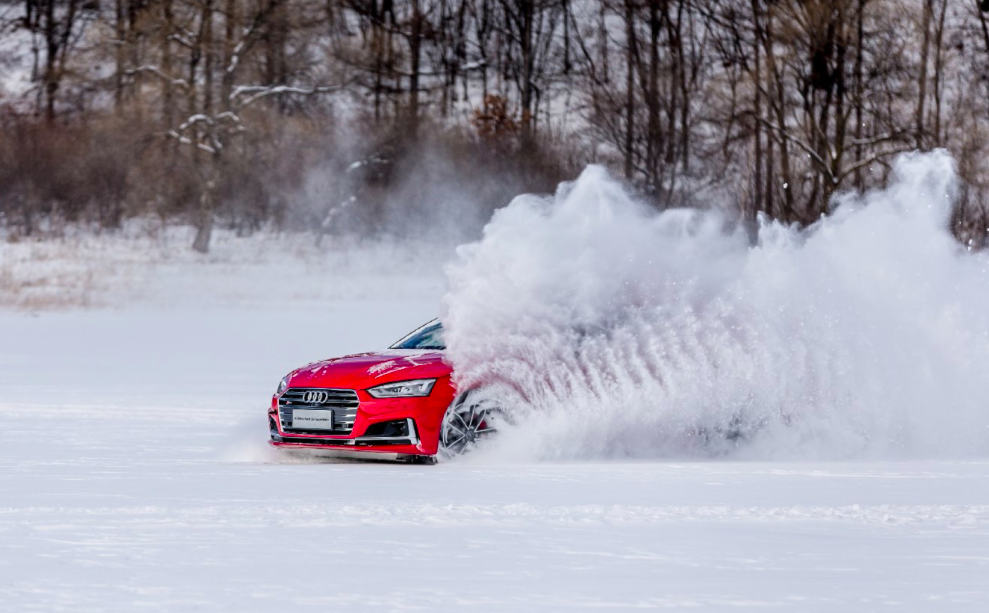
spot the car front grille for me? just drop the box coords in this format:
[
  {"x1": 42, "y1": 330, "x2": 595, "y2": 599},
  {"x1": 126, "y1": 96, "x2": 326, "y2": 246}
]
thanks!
[{"x1": 278, "y1": 388, "x2": 360, "y2": 434}]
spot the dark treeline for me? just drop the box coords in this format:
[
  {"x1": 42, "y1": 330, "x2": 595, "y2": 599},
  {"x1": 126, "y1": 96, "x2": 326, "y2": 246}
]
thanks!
[{"x1": 2, "y1": 0, "x2": 989, "y2": 251}]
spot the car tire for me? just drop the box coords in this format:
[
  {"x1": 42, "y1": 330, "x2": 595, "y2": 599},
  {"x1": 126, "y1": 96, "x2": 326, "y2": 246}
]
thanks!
[
  {"x1": 438, "y1": 390, "x2": 503, "y2": 458},
  {"x1": 401, "y1": 454, "x2": 438, "y2": 465}
]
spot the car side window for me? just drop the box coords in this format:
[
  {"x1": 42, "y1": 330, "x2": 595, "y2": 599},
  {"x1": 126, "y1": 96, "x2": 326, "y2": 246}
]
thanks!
[{"x1": 391, "y1": 321, "x2": 445, "y2": 350}]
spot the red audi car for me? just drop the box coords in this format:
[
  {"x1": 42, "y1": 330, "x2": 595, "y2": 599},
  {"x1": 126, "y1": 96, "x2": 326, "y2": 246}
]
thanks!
[{"x1": 268, "y1": 320, "x2": 497, "y2": 462}]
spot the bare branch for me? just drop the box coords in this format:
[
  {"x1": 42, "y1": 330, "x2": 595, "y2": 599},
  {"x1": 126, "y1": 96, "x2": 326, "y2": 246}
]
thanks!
[
  {"x1": 230, "y1": 84, "x2": 344, "y2": 108},
  {"x1": 837, "y1": 148, "x2": 917, "y2": 184},
  {"x1": 166, "y1": 130, "x2": 217, "y2": 154},
  {"x1": 125, "y1": 65, "x2": 189, "y2": 90},
  {"x1": 756, "y1": 116, "x2": 833, "y2": 181}
]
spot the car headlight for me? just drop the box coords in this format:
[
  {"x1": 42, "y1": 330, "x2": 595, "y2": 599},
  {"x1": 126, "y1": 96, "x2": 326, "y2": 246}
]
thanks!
[
  {"x1": 276, "y1": 376, "x2": 289, "y2": 395},
  {"x1": 367, "y1": 378, "x2": 436, "y2": 398}
]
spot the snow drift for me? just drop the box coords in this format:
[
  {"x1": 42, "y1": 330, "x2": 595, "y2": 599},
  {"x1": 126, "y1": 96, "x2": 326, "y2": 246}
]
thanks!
[{"x1": 442, "y1": 151, "x2": 989, "y2": 460}]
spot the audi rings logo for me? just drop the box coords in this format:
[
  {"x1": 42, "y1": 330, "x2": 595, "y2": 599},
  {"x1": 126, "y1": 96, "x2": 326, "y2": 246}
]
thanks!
[{"x1": 303, "y1": 391, "x2": 330, "y2": 404}]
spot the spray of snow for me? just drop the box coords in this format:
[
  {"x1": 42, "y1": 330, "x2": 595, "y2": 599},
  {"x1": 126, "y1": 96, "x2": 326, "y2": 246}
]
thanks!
[
  {"x1": 443, "y1": 151, "x2": 989, "y2": 460},
  {"x1": 220, "y1": 414, "x2": 286, "y2": 463}
]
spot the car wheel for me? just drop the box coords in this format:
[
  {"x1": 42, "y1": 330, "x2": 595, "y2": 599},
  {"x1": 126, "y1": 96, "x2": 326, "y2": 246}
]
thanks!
[{"x1": 439, "y1": 391, "x2": 502, "y2": 457}]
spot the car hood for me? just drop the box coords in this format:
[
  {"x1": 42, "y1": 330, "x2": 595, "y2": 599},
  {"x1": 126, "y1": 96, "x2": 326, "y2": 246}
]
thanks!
[{"x1": 287, "y1": 350, "x2": 451, "y2": 390}]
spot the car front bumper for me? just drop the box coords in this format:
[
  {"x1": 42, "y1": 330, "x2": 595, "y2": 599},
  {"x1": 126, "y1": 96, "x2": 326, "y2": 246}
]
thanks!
[
  {"x1": 270, "y1": 417, "x2": 424, "y2": 456},
  {"x1": 268, "y1": 393, "x2": 446, "y2": 456}
]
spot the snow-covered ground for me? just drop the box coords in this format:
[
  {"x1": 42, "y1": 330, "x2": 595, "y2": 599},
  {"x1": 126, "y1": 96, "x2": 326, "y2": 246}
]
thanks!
[
  {"x1": 5, "y1": 153, "x2": 989, "y2": 613},
  {"x1": 1, "y1": 238, "x2": 988, "y2": 612}
]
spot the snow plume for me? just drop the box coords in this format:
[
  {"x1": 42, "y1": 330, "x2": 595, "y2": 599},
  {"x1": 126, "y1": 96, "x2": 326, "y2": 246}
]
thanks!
[
  {"x1": 287, "y1": 128, "x2": 567, "y2": 248},
  {"x1": 443, "y1": 151, "x2": 989, "y2": 460}
]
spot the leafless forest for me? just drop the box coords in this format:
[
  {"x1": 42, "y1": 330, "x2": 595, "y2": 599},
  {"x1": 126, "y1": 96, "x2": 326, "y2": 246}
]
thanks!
[{"x1": 2, "y1": 0, "x2": 989, "y2": 252}]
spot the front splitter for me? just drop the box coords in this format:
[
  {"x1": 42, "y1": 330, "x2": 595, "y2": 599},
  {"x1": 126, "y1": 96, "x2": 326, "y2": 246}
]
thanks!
[{"x1": 269, "y1": 441, "x2": 434, "y2": 463}]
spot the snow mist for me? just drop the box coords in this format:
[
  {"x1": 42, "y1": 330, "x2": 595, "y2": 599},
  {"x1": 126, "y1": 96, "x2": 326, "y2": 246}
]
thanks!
[{"x1": 442, "y1": 151, "x2": 989, "y2": 460}]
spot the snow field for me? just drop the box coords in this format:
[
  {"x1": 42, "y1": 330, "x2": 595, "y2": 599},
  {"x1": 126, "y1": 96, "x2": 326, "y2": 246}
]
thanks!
[
  {"x1": 1, "y1": 305, "x2": 988, "y2": 611},
  {"x1": 4, "y1": 152, "x2": 989, "y2": 610}
]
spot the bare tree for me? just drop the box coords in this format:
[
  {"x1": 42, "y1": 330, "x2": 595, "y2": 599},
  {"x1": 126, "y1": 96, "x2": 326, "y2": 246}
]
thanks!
[
  {"x1": 3, "y1": 0, "x2": 989, "y2": 248},
  {"x1": 18, "y1": 0, "x2": 95, "y2": 122}
]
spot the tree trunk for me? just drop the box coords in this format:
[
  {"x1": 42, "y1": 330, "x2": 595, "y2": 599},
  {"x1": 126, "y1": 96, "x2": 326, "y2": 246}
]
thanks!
[
  {"x1": 646, "y1": 0, "x2": 661, "y2": 190},
  {"x1": 853, "y1": 0, "x2": 864, "y2": 189},
  {"x1": 751, "y1": 0, "x2": 763, "y2": 218},
  {"x1": 519, "y1": 0, "x2": 536, "y2": 148},
  {"x1": 221, "y1": 0, "x2": 238, "y2": 110},
  {"x1": 203, "y1": 0, "x2": 214, "y2": 115},
  {"x1": 915, "y1": 0, "x2": 932, "y2": 148},
  {"x1": 624, "y1": 0, "x2": 637, "y2": 179},
  {"x1": 827, "y1": 4, "x2": 848, "y2": 210},
  {"x1": 762, "y1": 8, "x2": 794, "y2": 221},
  {"x1": 931, "y1": 0, "x2": 947, "y2": 146},
  {"x1": 409, "y1": 0, "x2": 422, "y2": 127},
  {"x1": 115, "y1": 0, "x2": 125, "y2": 110},
  {"x1": 977, "y1": 0, "x2": 989, "y2": 120},
  {"x1": 373, "y1": 6, "x2": 384, "y2": 121},
  {"x1": 162, "y1": 0, "x2": 175, "y2": 128},
  {"x1": 192, "y1": 184, "x2": 215, "y2": 254},
  {"x1": 677, "y1": 1, "x2": 689, "y2": 172},
  {"x1": 599, "y1": 0, "x2": 610, "y2": 84},
  {"x1": 43, "y1": 0, "x2": 58, "y2": 122},
  {"x1": 664, "y1": 2, "x2": 678, "y2": 168}
]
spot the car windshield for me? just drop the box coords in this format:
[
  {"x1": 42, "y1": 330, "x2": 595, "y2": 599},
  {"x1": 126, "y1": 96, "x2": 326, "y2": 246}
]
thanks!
[{"x1": 390, "y1": 320, "x2": 445, "y2": 350}]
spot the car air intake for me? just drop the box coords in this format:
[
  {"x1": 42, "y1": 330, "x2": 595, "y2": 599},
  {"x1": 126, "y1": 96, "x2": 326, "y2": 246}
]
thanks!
[
  {"x1": 278, "y1": 388, "x2": 360, "y2": 434},
  {"x1": 362, "y1": 419, "x2": 410, "y2": 438}
]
